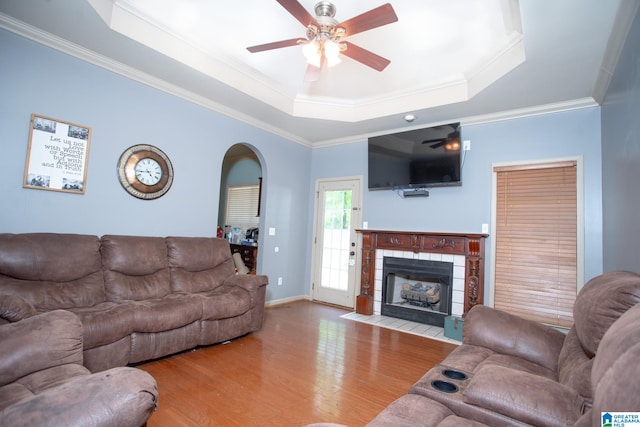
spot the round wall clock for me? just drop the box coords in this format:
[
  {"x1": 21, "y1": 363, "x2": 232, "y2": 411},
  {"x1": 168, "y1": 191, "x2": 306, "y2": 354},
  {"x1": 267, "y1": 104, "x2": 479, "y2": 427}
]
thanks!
[{"x1": 117, "y1": 144, "x2": 174, "y2": 200}]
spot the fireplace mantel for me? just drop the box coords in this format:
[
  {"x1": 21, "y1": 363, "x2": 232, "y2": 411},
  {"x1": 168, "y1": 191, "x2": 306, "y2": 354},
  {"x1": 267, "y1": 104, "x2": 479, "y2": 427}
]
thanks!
[{"x1": 356, "y1": 230, "x2": 488, "y2": 316}]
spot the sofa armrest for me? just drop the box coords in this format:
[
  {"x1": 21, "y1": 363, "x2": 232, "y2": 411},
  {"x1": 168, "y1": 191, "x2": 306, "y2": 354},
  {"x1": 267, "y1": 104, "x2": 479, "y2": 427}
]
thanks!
[
  {"x1": 0, "y1": 294, "x2": 37, "y2": 323},
  {"x1": 463, "y1": 305, "x2": 566, "y2": 372},
  {"x1": 463, "y1": 365, "x2": 585, "y2": 427},
  {"x1": 0, "y1": 310, "x2": 83, "y2": 387},
  {"x1": 2, "y1": 367, "x2": 158, "y2": 427},
  {"x1": 224, "y1": 274, "x2": 269, "y2": 294}
]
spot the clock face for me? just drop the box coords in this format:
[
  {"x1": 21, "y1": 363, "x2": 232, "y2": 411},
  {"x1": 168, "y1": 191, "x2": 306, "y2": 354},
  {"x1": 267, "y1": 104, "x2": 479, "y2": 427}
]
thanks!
[
  {"x1": 135, "y1": 158, "x2": 163, "y2": 185},
  {"x1": 117, "y1": 145, "x2": 173, "y2": 200}
]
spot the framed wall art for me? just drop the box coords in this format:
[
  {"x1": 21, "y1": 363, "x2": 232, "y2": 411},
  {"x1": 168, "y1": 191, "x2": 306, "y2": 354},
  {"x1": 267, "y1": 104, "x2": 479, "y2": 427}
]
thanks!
[{"x1": 23, "y1": 114, "x2": 92, "y2": 194}]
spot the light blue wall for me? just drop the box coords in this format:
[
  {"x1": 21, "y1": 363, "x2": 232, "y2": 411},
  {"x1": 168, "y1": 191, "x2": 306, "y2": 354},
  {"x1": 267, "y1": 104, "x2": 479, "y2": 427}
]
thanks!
[
  {"x1": 0, "y1": 29, "x2": 312, "y2": 303},
  {"x1": 601, "y1": 9, "x2": 640, "y2": 271},
  {"x1": 310, "y1": 107, "x2": 604, "y2": 296}
]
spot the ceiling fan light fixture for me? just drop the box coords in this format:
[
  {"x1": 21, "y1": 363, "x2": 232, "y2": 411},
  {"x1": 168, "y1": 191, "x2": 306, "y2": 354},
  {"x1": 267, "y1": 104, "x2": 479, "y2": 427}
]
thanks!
[
  {"x1": 444, "y1": 140, "x2": 461, "y2": 151},
  {"x1": 303, "y1": 41, "x2": 322, "y2": 67}
]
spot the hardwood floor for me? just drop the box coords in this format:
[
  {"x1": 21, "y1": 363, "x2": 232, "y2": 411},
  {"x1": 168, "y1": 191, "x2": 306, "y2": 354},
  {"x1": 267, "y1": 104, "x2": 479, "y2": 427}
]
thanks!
[{"x1": 138, "y1": 300, "x2": 458, "y2": 427}]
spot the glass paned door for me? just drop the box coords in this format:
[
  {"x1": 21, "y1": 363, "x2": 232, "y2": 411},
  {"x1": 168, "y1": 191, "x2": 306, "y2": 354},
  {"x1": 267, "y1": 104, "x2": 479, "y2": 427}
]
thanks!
[{"x1": 312, "y1": 178, "x2": 361, "y2": 308}]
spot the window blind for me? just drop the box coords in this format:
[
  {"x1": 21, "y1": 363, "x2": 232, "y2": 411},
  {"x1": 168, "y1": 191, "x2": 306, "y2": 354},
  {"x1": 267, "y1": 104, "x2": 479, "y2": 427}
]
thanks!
[
  {"x1": 225, "y1": 184, "x2": 260, "y2": 228},
  {"x1": 493, "y1": 161, "x2": 577, "y2": 328}
]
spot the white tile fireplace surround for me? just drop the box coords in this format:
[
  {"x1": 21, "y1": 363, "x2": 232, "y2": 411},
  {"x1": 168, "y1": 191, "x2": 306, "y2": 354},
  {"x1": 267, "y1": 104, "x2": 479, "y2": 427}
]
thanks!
[
  {"x1": 355, "y1": 230, "x2": 488, "y2": 318},
  {"x1": 375, "y1": 250, "x2": 466, "y2": 317}
]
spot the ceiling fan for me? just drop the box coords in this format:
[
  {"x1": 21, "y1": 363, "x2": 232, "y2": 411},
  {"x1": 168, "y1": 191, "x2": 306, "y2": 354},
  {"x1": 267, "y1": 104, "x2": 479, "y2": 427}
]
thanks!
[
  {"x1": 247, "y1": 1, "x2": 398, "y2": 81},
  {"x1": 422, "y1": 124, "x2": 461, "y2": 151}
]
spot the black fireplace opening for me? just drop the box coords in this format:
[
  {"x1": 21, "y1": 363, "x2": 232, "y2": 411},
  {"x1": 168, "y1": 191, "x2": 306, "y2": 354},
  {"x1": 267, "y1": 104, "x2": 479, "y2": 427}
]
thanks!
[{"x1": 381, "y1": 257, "x2": 453, "y2": 327}]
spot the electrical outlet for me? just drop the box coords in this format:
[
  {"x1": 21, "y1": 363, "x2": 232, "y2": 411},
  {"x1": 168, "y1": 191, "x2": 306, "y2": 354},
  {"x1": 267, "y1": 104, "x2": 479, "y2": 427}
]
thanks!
[
  {"x1": 482, "y1": 223, "x2": 489, "y2": 234},
  {"x1": 277, "y1": 277, "x2": 283, "y2": 286},
  {"x1": 463, "y1": 140, "x2": 471, "y2": 151}
]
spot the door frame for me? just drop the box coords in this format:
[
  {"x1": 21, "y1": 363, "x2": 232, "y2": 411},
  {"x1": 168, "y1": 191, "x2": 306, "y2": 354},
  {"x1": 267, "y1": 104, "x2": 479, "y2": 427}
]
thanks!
[{"x1": 310, "y1": 175, "x2": 363, "y2": 308}]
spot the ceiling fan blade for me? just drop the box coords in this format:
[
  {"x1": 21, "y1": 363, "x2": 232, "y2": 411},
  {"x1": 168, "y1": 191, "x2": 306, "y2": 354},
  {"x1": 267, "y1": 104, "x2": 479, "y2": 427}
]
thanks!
[
  {"x1": 276, "y1": 0, "x2": 319, "y2": 27},
  {"x1": 247, "y1": 38, "x2": 303, "y2": 53},
  {"x1": 341, "y1": 42, "x2": 390, "y2": 71},
  {"x1": 428, "y1": 141, "x2": 446, "y2": 149},
  {"x1": 422, "y1": 138, "x2": 444, "y2": 144},
  {"x1": 337, "y1": 3, "x2": 398, "y2": 37}
]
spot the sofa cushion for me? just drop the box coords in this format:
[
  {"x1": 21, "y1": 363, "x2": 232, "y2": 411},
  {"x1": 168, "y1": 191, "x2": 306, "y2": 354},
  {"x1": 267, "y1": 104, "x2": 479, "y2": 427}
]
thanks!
[
  {"x1": 69, "y1": 302, "x2": 135, "y2": 349},
  {"x1": 0, "y1": 310, "x2": 83, "y2": 387},
  {"x1": 129, "y1": 294, "x2": 203, "y2": 333},
  {"x1": 101, "y1": 235, "x2": 171, "y2": 301},
  {"x1": 557, "y1": 327, "x2": 593, "y2": 403},
  {"x1": 367, "y1": 394, "x2": 490, "y2": 427},
  {"x1": 0, "y1": 233, "x2": 105, "y2": 309},
  {"x1": 573, "y1": 271, "x2": 640, "y2": 356},
  {"x1": 463, "y1": 365, "x2": 585, "y2": 427},
  {"x1": 167, "y1": 236, "x2": 235, "y2": 293},
  {"x1": 199, "y1": 286, "x2": 252, "y2": 320}
]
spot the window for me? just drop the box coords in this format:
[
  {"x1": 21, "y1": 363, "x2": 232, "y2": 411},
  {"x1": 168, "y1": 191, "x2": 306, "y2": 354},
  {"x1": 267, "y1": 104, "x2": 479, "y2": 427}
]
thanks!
[
  {"x1": 225, "y1": 184, "x2": 260, "y2": 228},
  {"x1": 493, "y1": 160, "x2": 578, "y2": 328}
]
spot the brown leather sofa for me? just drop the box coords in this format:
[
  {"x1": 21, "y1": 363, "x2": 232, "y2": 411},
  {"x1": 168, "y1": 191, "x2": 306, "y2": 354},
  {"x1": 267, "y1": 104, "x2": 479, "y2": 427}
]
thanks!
[
  {"x1": 307, "y1": 271, "x2": 640, "y2": 426},
  {"x1": 0, "y1": 233, "x2": 269, "y2": 372},
  {"x1": 0, "y1": 308, "x2": 158, "y2": 427}
]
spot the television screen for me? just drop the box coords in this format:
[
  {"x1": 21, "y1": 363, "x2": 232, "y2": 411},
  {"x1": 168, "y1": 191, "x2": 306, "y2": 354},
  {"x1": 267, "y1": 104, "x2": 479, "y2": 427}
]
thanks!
[{"x1": 368, "y1": 123, "x2": 462, "y2": 190}]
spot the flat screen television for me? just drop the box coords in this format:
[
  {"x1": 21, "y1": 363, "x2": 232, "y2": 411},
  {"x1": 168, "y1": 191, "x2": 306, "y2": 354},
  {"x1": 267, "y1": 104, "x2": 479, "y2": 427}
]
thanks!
[{"x1": 368, "y1": 122, "x2": 462, "y2": 190}]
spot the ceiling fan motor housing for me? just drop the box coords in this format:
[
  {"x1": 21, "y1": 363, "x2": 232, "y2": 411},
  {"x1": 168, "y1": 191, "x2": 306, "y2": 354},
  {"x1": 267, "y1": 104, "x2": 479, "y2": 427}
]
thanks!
[{"x1": 308, "y1": 1, "x2": 342, "y2": 42}]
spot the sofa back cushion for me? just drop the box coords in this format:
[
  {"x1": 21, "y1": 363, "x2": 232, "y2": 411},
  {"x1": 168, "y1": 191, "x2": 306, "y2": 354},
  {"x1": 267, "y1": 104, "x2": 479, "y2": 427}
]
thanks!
[
  {"x1": 557, "y1": 327, "x2": 594, "y2": 403},
  {"x1": 0, "y1": 233, "x2": 105, "y2": 310},
  {"x1": 0, "y1": 310, "x2": 84, "y2": 387},
  {"x1": 573, "y1": 271, "x2": 640, "y2": 356},
  {"x1": 166, "y1": 236, "x2": 235, "y2": 293},
  {"x1": 101, "y1": 235, "x2": 170, "y2": 301}
]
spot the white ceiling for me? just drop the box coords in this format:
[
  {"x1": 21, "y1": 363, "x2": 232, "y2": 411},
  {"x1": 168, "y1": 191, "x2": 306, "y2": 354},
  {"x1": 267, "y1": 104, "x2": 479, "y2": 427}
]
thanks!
[{"x1": 0, "y1": 0, "x2": 636, "y2": 147}]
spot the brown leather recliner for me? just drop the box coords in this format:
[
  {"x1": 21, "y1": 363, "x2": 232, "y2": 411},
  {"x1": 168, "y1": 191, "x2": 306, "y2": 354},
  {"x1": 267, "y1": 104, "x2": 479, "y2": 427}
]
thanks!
[
  {"x1": 406, "y1": 271, "x2": 640, "y2": 426},
  {"x1": 0, "y1": 308, "x2": 158, "y2": 427}
]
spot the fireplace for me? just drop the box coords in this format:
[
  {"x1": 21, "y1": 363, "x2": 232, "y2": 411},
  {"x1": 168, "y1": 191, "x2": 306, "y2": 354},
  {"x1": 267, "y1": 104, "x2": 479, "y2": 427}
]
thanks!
[
  {"x1": 382, "y1": 257, "x2": 453, "y2": 327},
  {"x1": 355, "y1": 230, "x2": 487, "y2": 318}
]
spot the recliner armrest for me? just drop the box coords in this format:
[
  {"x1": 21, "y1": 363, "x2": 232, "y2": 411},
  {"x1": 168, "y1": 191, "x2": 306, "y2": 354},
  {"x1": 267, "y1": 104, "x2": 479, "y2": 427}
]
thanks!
[
  {"x1": 463, "y1": 305, "x2": 566, "y2": 372},
  {"x1": 223, "y1": 274, "x2": 269, "y2": 294},
  {"x1": 0, "y1": 294, "x2": 37, "y2": 323}
]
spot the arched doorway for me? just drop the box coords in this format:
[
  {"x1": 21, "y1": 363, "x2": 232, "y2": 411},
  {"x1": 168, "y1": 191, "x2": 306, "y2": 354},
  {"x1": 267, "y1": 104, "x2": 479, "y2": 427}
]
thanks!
[{"x1": 218, "y1": 143, "x2": 264, "y2": 274}]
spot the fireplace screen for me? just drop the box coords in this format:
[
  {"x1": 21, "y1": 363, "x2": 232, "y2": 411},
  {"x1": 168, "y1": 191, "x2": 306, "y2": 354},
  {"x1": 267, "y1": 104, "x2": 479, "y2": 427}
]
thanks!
[{"x1": 382, "y1": 257, "x2": 453, "y2": 327}]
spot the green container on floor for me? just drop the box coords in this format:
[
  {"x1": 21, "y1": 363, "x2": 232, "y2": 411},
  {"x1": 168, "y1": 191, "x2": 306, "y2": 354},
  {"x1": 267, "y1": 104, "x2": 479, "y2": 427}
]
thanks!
[{"x1": 444, "y1": 315, "x2": 464, "y2": 341}]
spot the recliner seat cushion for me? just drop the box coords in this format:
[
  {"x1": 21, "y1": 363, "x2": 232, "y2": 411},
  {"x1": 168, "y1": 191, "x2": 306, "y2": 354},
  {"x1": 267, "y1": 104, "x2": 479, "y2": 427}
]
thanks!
[{"x1": 129, "y1": 294, "x2": 203, "y2": 332}]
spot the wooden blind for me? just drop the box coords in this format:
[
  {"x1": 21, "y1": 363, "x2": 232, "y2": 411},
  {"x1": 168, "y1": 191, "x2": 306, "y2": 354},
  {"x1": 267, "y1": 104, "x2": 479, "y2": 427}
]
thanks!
[
  {"x1": 225, "y1": 184, "x2": 260, "y2": 228},
  {"x1": 493, "y1": 161, "x2": 577, "y2": 328}
]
